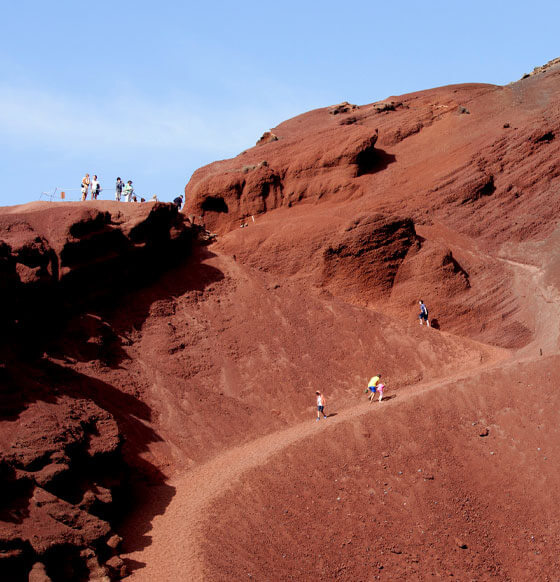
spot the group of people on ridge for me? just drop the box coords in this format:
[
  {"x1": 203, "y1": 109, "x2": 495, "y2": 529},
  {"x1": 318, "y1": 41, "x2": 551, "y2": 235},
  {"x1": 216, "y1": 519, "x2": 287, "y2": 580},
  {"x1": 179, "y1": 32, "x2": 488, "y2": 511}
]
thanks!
[
  {"x1": 114, "y1": 177, "x2": 139, "y2": 202},
  {"x1": 80, "y1": 174, "x2": 102, "y2": 201},
  {"x1": 81, "y1": 174, "x2": 178, "y2": 205}
]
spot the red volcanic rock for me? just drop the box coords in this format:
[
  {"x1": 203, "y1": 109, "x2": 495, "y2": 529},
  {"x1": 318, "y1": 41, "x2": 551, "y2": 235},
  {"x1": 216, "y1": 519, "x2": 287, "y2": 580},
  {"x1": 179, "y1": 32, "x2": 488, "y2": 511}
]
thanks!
[
  {"x1": 185, "y1": 122, "x2": 381, "y2": 232},
  {"x1": 4, "y1": 398, "x2": 119, "y2": 472},
  {"x1": 0, "y1": 201, "x2": 198, "y2": 355},
  {"x1": 4, "y1": 59, "x2": 560, "y2": 582},
  {"x1": 186, "y1": 59, "x2": 560, "y2": 347},
  {"x1": 106, "y1": 555, "x2": 127, "y2": 578},
  {"x1": 0, "y1": 395, "x2": 122, "y2": 579},
  {"x1": 320, "y1": 214, "x2": 418, "y2": 300},
  {"x1": 186, "y1": 62, "x2": 560, "y2": 250},
  {"x1": 256, "y1": 130, "x2": 278, "y2": 145},
  {"x1": 0, "y1": 200, "x2": 202, "y2": 580}
]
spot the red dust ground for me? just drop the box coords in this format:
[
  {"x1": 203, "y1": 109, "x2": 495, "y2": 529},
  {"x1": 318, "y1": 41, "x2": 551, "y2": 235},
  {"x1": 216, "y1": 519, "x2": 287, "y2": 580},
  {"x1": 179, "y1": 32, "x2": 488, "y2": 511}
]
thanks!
[{"x1": 2, "y1": 59, "x2": 560, "y2": 581}]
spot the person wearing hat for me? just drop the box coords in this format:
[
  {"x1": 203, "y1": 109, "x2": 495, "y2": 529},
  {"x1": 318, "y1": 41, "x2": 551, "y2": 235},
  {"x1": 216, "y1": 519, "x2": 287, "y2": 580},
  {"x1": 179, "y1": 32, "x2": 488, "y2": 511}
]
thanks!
[{"x1": 123, "y1": 180, "x2": 134, "y2": 202}]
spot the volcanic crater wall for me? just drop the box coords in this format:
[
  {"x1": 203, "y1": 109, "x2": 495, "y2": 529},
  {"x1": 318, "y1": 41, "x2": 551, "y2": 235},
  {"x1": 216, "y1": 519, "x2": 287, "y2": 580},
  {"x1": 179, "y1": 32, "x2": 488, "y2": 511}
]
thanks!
[
  {"x1": 187, "y1": 64, "x2": 560, "y2": 348},
  {"x1": 0, "y1": 202, "x2": 200, "y2": 581},
  {"x1": 3, "y1": 59, "x2": 560, "y2": 581}
]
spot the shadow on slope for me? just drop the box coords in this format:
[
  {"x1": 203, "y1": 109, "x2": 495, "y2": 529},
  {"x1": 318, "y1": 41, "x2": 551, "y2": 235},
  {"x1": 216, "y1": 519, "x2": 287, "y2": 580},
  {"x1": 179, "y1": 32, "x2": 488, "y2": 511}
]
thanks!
[{"x1": 0, "y1": 245, "x2": 224, "y2": 580}]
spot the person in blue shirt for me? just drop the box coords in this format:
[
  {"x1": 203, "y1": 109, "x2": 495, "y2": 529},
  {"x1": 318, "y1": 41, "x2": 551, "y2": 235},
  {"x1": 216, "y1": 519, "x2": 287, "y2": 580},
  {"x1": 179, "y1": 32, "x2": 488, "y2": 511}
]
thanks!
[
  {"x1": 173, "y1": 194, "x2": 184, "y2": 210},
  {"x1": 419, "y1": 300, "x2": 429, "y2": 327}
]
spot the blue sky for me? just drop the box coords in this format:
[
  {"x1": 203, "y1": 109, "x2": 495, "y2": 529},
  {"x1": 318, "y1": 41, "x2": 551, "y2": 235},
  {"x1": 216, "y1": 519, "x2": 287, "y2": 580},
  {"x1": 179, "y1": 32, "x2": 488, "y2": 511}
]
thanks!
[{"x1": 1, "y1": 0, "x2": 558, "y2": 206}]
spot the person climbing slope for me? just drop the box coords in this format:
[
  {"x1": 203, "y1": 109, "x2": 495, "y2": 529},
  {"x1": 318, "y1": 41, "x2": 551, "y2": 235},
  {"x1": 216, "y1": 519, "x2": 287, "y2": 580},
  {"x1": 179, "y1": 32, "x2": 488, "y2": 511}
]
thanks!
[
  {"x1": 315, "y1": 391, "x2": 327, "y2": 421},
  {"x1": 376, "y1": 381, "x2": 385, "y2": 402},
  {"x1": 419, "y1": 300, "x2": 430, "y2": 327},
  {"x1": 367, "y1": 375, "x2": 380, "y2": 402}
]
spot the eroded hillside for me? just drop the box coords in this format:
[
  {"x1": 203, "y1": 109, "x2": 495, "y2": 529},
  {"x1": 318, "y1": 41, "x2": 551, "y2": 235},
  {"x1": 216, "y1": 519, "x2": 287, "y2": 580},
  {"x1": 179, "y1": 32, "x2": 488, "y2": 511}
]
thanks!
[{"x1": 2, "y1": 60, "x2": 560, "y2": 581}]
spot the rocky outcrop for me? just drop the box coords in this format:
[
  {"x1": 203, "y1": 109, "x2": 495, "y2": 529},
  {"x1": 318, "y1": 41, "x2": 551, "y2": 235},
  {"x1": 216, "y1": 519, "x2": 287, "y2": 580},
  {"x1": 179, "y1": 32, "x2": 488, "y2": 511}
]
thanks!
[
  {"x1": 0, "y1": 201, "x2": 201, "y2": 581},
  {"x1": 0, "y1": 394, "x2": 124, "y2": 580},
  {"x1": 185, "y1": 119, "x2": 385, "y2": 232},
  {"x1": 320, "y1": 214, "x2": 418, "y2": 300},
  {"x1": 519, "y1": 57, "x2": 560, "y2": 80},
  {"x1": 328, "y1": 101, "x2": 358, "y2": 115},
  {"x1": 256, "y1": 131, "x2": 279, "y2": 145},
  {"x1": 0, "y1": 202, "x2": 197, "y2": 355}
]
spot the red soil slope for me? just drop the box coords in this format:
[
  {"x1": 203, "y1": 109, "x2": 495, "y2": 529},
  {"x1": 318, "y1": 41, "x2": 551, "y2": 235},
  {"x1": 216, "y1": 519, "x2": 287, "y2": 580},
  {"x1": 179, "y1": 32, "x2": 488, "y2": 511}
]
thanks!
[{"x1": 2, "y1": 60, "x2": 560, "y2": 581}]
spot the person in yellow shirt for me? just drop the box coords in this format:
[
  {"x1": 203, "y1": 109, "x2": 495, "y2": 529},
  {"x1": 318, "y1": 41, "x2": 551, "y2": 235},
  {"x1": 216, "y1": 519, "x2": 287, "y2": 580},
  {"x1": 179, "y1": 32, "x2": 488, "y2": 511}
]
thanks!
[{"x1": 367, "y1": 375, "x2": 380, "y2": 402}]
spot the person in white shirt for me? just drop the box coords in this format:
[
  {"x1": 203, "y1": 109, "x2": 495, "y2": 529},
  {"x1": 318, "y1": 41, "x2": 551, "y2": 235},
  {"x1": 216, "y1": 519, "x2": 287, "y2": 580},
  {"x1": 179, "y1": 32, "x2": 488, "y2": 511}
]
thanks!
[
  {"x1": 91, "y1": 175, "x2": 101, "y2": 200},
  {"x1": 315, "y1": 391, "x2": 327, "y2": 421},
  {"x1": 123, "y1": 180, "x2": 134, "y2": 202}
]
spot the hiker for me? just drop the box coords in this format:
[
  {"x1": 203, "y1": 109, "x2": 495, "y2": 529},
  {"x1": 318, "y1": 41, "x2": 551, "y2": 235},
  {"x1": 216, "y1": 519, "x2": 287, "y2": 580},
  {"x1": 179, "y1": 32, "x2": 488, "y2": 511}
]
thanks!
[
  {"x1": 150, "y1": 194, "x2": 158, "y2": 202},
  {"x1": 367, "y1": 375, "x2": 380, "y2": 402},
  {"x1": 377, "y1": 381, "x2": 385, "y2": 402},
  {"x1": 315, "y1": 391, "x2": 327, "y2": 421},
  {"x1": 419, "y1": 300, "x2": 430, "y2": 327},
  {"x1": 81, "y1": 173, "x2": 90, "y2": 201},
  {"x1": 173, "y1": 194, "x2": 183, "y2": 210},
  {"x1": 115, "y1": 177, "x2": 124, "y2": 201},
  {"x1": 123, "y1": 180, "x2": 134, "y2": 202},
  {"x1": 91, "y1": 175, "x2": 101, "y2": 199}
]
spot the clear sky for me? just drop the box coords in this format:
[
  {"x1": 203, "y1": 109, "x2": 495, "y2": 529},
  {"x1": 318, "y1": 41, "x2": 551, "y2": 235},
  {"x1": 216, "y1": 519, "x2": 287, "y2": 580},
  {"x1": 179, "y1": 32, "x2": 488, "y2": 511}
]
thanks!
[{"x1": 1, "y1": 0, "x2": 558, "y2": 206}]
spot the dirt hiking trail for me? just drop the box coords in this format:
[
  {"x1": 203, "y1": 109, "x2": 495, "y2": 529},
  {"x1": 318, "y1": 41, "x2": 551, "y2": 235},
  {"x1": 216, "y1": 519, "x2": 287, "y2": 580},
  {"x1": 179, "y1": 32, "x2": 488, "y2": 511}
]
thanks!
[
  {"x1": 123, "y1": 362, "x2": 501, "y2": 581},
  {"x1": 122, "y1": 242, "x2": 560, "y2": 581}
]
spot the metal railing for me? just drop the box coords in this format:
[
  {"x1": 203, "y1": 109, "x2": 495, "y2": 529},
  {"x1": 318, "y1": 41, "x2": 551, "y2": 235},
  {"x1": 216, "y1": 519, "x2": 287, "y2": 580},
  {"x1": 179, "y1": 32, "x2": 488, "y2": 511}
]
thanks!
[{"x1": 38, "y1": 188, "x2": 164, "y2": 203}]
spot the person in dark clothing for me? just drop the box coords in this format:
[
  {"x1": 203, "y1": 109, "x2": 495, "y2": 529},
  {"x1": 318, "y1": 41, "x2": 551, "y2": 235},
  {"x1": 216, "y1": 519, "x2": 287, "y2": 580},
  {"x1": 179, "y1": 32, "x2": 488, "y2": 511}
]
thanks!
[
  {"x1": 419, "y1": 300, "x2": 430, "y2": 327},
  {"x1": 115, "y1": 177, "x2": 124, "y2": 201},
  {"x1": 173, "y1": 195, "x2": 184, "y2": 209}
]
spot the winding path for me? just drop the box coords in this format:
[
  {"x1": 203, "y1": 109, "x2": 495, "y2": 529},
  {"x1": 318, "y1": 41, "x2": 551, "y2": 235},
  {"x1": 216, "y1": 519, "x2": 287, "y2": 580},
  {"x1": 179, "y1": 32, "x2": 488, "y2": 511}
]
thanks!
[
  {"x1": 123, "y1": 365, "x2": 504, "y2": 581},
  {"x1": 122, "y1": 250, "x2": 560, "y2": 581}
]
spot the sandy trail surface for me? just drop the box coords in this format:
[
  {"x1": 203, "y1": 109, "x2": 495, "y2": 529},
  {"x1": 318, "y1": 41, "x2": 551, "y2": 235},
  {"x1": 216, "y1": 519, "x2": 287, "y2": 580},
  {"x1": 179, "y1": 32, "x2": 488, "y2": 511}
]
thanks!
[{"x1": 123, "y1": 361, "x2": 505, "y2": 581}]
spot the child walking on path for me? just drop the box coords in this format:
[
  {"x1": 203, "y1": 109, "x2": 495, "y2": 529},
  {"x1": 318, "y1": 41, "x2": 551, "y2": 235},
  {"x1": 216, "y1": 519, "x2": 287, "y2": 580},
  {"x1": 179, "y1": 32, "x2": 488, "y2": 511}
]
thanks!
[{"x1": 315, "y1": 391, "x2": 327, "y2": 421}]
